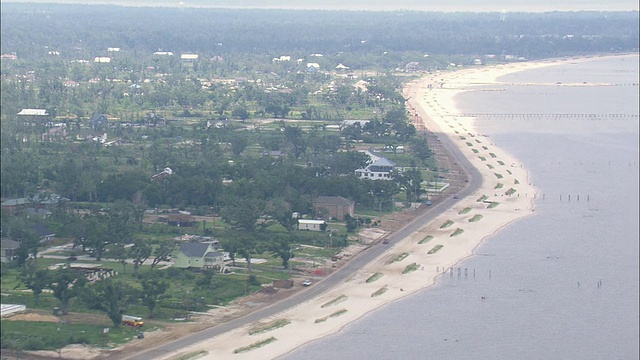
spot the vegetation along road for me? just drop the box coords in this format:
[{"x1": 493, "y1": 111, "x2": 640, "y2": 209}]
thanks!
[{"x1": 121, "y1": 124, "x2": 483, "y2": 360}]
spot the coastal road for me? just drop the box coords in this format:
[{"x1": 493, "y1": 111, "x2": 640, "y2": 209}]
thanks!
[{"x1": 121, "y1": 91, "x2": 483, "y2": 360}]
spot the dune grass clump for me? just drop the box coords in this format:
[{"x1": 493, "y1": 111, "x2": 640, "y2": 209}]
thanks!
[
  {"x1": 505, "y1": 188, "x2": 517, "y2": 196},
  {"x1": 482, "y1": 146, "x2": 489, "y2": 150},
  {"x1": 173, "y1": 351, "x2": 208, "y2": 360},
  {"x1": 371, "y1": 286, "x2": 388, "y2": 297},
  {"x1": 402, "y1": 263, "x2": 420, "y2": 274},
  {"x1": 514, "y1": 179, "x2": 520, "y2": 184},
  {"x1": 472, "y1": 148, "x2": 479, "y2": 153},
  {"x1": 440, "y1": 220, "x2": 454, "y2": 229},
  {"x1": 233, "y1": 337, "x2": 277, "y2": 354},
  {"x1": 419, "y1": 235, "x2": 434, "y2": 244},
  {"x1": 477, "y1": 195, "x2": 488, "y2": 202},
  {"x1": 487, "y1": 164, "x2": 494, "y2": 169},
  {"x1": 315, "y1": 309, "x2": 348, "y2": 323},
  {"x1": 497, "y1": 160, "x2": 505, "y2": 165},
  {"x1": 495, "y1": 183, "x2": 503, "y2": 189},
  {"x1": 321, "y1": 295, "x2": 348, "y2": 308},
  {"x1": 487, "y1": 202, "x2": 500, "y2": 209},
  {"x1": 450, "y1": 228, "x2": 464, "y2": 237},
  {"x1": 460, "y1": 136, "x2": 466, "y2": 140},
  {"x1": 248, "y1": 319, "x2": 291, "y2": 335},
  {"x1": 427, "y1": 245, "x2": 444, "y2": 254},
  {"x1": 475, "y1": 139, "x2": 481, "y2": 143},
  {"x1": 458, "y1": 207, "x2": 472, "y2": 215},
  {"x1": 365, "y1": 273, "x2": 383, "y2": 283},
  {"x1": 494, "y1": 173, "x2": 503, "y2": 179},
  {"x1": 506, "y1": 169, "x2": 512, "y2": 175},
  {"x1": 479, "y1": 156, "x2": 487, "y2": 161},
  {"x1": 466, "y1": 142, "x2": 474, "y2": 147},
  {"x1": 469, "y1": 214, "x2": 483, "y2": 222},
  {"x1": 393, "y1": 253, "x2": 410, "y2": 263},
  {"x1": 489, "y1": 152, "x2": 497, "y2": 158}
]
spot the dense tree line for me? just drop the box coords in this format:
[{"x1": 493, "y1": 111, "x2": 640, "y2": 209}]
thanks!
[{"x1": 1, "y1": 4, "x2": 637, "y2": 61}]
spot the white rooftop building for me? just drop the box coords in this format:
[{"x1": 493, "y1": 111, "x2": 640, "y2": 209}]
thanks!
[{"x1": 298, "y1": 219, "x2": 325, "y2": 231}]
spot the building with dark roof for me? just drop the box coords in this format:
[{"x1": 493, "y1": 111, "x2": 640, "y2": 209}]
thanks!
[
  {"x1": 172, "y1": 242, "x2": 225, "y2": 272},
  {"x1": 313, "y1": 196, "x2": 355, "y2": 220}
]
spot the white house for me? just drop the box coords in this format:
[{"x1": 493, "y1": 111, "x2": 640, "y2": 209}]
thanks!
[
  {"x1": 181, "y1": 53, "x2": 199, "y2": 62},
  {"x1": 17, "y1": 109, "x2": 48, "y2": 116},
  {"x1": 273, "y1": 55, "x2": 291, "y2": 62},
  {"x1": 298, "y1": 219, "x2": 325, "y2": 231},
  {"x1": 355, "y1": 151, "x2": 395, "y2": 180},
  {"x1": 94, "y1": 57, "x2": 111, "y2": 63}
]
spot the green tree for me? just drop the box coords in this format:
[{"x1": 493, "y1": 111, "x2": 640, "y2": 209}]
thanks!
[
  {"x1": 129, "y1": 238, "x2": 152, "y2": 275},
  {"x1": 268, "y1": 232, "x2": 295, "y2": 269},
  {"x1": 232, "y1": 105, "x2": 250, "y2": 122},
  {"x1": 150, "y1": 240, "x2": 176, "y2": 270},
  {"x1": 85, "y1": 278, "x2": 137, "y2": 328},
  {"x1": 140, "y1": 274, "x2": 169, "y2": 318},
  {"x1": 19, "y1": 262, "x2": 50, "y2": 304},
  {"x1": 48, "y1": 267, "x2": 87, "y2": 315}
]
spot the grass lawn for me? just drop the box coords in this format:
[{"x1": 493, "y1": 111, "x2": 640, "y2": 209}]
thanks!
[{"x1": 0, "y1": 320, "x2": 155, "y2": 351}]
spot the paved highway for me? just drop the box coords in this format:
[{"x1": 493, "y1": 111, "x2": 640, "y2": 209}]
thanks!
[{"x1": 122, "y1": 99, "x2": 483, "y2": 360}]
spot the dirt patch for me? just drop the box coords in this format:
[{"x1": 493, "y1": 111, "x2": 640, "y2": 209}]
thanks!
[{"x1": 5, "y1": 312, "x2": 60, "y2": 323}]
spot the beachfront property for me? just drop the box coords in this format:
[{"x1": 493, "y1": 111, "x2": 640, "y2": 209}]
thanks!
[
  {"x1": 298, "y1": 219, "x2": 326, "y2": 231},
  {"x1": 355, "y1": 151, "x2": 395, "y2": 180},
  {"x1": 172, "y1": 242, "x2": 226, "y2": 272}
]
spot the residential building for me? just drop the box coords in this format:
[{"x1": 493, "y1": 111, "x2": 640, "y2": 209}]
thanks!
[
  {"x1": 181, "y1": 53, "x2": 199, "y2": 62},
  {"x1": 17, "y1": 109, "x2": 48, "y2": 116},
  {"x1": 93, "y1": 57, "x2": 112, "y2": 63},
  {"x1": 1, "y1": 239, "x2": 20, "y2": 263},
  {"x1": 172, "y1": 242, "x2": 225, "y2": 271},
  {"x1": 1, "y1": 193, "x2": 67, "y2": 215},
  {"x1": 313, "y1": 196, "x2": 355, "y2": 220},
  {"x1": 167, "y1": 214, "x2": 196, "y2": 227},
  {"x1": 355, "y1": 151, "x2": 395, "y2": 180},
  {"x1": 298, "y1": 219, "x2": 325, "y2": 231}
]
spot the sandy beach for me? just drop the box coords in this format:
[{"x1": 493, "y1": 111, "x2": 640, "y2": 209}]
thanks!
[{"x1": 150, "y1": 57, "x2": 612, "y2": 360}]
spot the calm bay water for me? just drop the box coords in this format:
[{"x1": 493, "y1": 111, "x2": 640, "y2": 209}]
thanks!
[{"x1": 284, "y1": 55, "x2": 639, "y2": 360}]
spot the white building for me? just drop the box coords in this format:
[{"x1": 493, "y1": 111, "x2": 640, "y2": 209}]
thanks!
[
  {"x1": 94, "y1": 57, "x2": 111, "y2": 63},
  {"x1": 298, "y1": 219, "x2": 325, "y2": 231},
  {"x1": 181, "y1": 53, "x2": 199, "y2": 62},
  {"x1": 355, "y1": 151, "x2": 395, "y2": 180},
  {"x1": 17, "y1": 109, "x2": 48, "y2": 116}
]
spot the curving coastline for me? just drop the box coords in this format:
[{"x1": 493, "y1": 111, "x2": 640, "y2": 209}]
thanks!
[{"x1": 139, "y1": 56, "x2": 627, "y2": 360}]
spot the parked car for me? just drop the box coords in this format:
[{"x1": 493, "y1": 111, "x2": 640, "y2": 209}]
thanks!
[
  {"x1": 453, "y1": 194, "x2": 459, "y2": 199},
  {"x1": 382, "y1": 238, "x2": 390, "y2": 244},
  {"x1": 67, "y1": 255, "x2": 77, "y2": 261},
  {"x1": 302, "y1": 279, "x2": 312, "y2": 286}
]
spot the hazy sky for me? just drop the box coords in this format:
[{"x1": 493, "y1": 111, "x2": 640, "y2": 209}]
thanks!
[{"x1": 3, "y1": 0, "x2": 639, "y2": 12}]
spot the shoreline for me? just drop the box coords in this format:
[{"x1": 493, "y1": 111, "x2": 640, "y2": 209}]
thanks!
[{"x1": 134, "y1": 55, "x2": 624, "y2": 360}]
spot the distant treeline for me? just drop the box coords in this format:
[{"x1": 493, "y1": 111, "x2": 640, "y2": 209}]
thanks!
[{"x1": 1, "y1": 3, "x2": 638, "y2": 59}]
